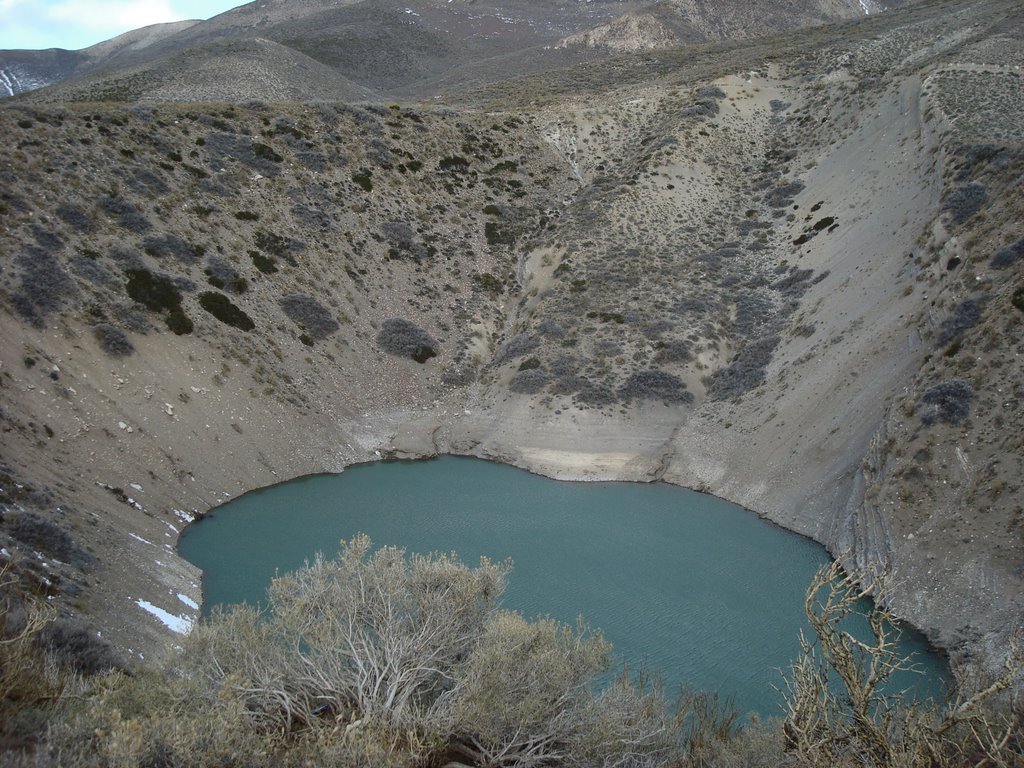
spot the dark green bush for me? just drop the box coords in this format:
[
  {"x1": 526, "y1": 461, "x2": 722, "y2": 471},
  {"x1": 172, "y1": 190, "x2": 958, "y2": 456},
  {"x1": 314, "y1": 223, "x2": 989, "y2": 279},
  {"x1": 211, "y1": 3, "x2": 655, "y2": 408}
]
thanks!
[
  {"x1": 251, "y1": 142, "x2": 282, "y2": 162},
  {"x1": 351, "y1": 169, "x2": 373, "y2": 192},
  {"x1": 484, "y1": 222, "x2": 515, "y2": 247},
  {"x1": 235, "y1": 210, "x2": 260, "y2": 221},
  {"x1": 198, "y1": 292, "x2": 255, "y2": 331},
  {"x1": 473, "y1": 272, "x2": 503, "y2": 294},
  {"x1": 439, "y1": 155, "x2": 470, "y2": 172},
  {"x1": 487, "y1": 160, "x2": 518, "y2": 174},
  {"x1": 165, "y1": 308, "x2": 194, "y2": 335},
  {"x1": 249, "y1": 251, "x2": 278, "y2": 274},
  {"x1": 204, "y1": 256, "x2": 248, "y2": 293},
  {"x1": 254, "y1": 230, "x2": 304, "y2": 264},
  {"x1": 125, "y1": 269, "x2": 182, "y2": 312},
  {"x1": 254, "y1": 230, "x2": 287, "y2": 256},
  {"x1": 183, "y1": 163, "x2": 208, "y2": 178}
]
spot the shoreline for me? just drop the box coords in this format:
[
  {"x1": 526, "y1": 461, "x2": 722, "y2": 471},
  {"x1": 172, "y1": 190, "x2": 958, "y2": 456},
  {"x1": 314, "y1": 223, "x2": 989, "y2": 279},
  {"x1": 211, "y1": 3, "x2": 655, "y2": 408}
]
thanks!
[{"x1": 177, "y1": 446, "x2": 954, "y2": 675}]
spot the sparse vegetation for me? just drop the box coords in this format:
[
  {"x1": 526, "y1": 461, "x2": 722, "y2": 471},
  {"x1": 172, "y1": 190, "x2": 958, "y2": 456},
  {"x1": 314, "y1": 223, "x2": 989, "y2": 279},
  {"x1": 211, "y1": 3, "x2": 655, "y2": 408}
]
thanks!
[
  {"x1": 618, "y1": 369, "x2": 693, "y2": 405},
  {"x1": 142, "y1": 233, "x2": 203, "y2": 265},
  {"x1": 11, "y1": 245, "x2": 77, "y2": 326},
  {"x1": 204, "y1": 255, "x2": 248, "y2": 293},
  {"x1": 919, "y1": 379, "x2": 974, "y2": 426},
  {"x1": 279, "y1": 293, "x2": 339, "y2": 340},
  {"x1": 937, "y1": 296, "x2": 985, "y2": 346},
  {"x1": 99, "y1": 194, "x2": 150, "y2": 233},
  {"x1": 943, "y1": 182, "x2": 987, "y2": 225},
  {"x1": 709, "y1": 335, "x2": 781, "y2": 400},
  {"x1": 510, "y1": 368, "x2": 550, "y2": 394},
  {"x1": 990, "y1": 237, "x2": 1024, "y2": 269},
  {"x1": 92, "y1": 323, "x2": 134, "y2": 357},
  {"x1": 494, "y1": 333, "x2": 538, "y2": 365},
  {"x1": 377, "y1": 318, "x2": 437, "y2": 363},
  {"x1": 5, "y1": 511, "x2": 91, "y2": 566}
]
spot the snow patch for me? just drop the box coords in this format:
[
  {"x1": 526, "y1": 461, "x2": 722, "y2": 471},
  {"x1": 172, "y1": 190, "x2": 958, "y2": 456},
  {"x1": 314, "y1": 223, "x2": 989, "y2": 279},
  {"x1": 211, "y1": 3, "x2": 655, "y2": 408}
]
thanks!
[
  {"x1": 129, "y1": 532, "x2": 155, "y2": 546},
  {"x1": 135, "y1": 599, "x2": 193, "y2": 634},
  {"x1": 173, "y1": 509, "x2": 195, "y2": 523},
  {"x1": 177, "y1": 593, "x2": 199, "y2": 610},
  {"x1": 858, "y1": 0, "x2": 872, "y2": 14},
  {"x1": 0, "y1": 68, "x2": 48, "y2": 97}
]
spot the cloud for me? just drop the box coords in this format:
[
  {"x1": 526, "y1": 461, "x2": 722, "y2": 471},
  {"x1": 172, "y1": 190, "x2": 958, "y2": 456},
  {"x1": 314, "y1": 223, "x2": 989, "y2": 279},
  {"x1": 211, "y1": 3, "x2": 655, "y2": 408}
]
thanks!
[
  {"x1": 45, "y1": 0, "x2": 179, "y2": 31},
  {"x1": 1, "y1": 0, "x2": 235, "y2": 49}
]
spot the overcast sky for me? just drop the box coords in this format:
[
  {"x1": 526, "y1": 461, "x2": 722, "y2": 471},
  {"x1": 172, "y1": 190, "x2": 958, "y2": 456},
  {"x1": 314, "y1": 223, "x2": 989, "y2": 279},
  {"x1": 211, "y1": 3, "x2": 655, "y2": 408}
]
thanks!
[{"x1": 0, "y1": 0, "x2": 243, "y2": 51}]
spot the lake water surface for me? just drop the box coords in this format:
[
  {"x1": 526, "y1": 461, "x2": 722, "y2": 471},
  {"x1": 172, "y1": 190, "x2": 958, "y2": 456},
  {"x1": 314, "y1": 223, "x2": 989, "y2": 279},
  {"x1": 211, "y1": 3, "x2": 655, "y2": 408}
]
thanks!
[{"x1": 178, "y1": 455, "x2": 948, "y2": 716}]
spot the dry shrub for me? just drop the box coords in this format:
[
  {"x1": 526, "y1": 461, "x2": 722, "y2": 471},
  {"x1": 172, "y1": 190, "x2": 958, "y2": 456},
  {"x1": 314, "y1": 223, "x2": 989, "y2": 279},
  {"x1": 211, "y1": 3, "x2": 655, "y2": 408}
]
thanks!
[{"x1": 780, "y1": 561, "x2": 1022, "y2": 768}]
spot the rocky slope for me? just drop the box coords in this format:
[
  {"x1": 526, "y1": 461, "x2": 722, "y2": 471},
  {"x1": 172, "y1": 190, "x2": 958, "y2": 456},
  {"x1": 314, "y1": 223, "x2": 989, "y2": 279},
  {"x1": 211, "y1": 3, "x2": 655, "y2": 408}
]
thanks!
[{"x1": 0, "y1": 0, "x2": 1021, "y2": 690}]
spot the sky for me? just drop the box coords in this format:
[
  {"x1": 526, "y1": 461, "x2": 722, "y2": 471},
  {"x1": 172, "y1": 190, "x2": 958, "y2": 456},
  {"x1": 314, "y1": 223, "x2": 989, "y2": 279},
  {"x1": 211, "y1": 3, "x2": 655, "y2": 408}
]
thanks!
[{"x1": 0, "y1": 0, "x2": 243, "y2": 51}]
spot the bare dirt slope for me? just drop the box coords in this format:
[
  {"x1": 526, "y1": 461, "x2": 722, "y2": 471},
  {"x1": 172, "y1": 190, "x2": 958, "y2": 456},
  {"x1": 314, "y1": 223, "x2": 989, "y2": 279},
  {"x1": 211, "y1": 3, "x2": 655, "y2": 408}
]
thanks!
[{"x1": 0, "y1": 0, "x2": 1021, "y2": 688}]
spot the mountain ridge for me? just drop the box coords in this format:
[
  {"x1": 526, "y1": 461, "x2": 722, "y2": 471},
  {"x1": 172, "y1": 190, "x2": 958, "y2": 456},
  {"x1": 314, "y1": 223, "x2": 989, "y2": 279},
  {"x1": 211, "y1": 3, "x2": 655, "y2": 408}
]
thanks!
[{"x1": 4, "y1": 0, "x2": 904, "y2": 102}]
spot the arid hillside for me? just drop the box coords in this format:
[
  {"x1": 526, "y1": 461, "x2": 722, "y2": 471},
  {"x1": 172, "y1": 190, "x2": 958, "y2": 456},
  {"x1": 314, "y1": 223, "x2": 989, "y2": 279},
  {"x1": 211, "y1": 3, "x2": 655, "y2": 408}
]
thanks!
[
  {"x1": 0, "y1": 0, "x2": 1022, "y2": 698},
  {"x1": 4, "y1": 0, "x2": 900, "y2": 101}
]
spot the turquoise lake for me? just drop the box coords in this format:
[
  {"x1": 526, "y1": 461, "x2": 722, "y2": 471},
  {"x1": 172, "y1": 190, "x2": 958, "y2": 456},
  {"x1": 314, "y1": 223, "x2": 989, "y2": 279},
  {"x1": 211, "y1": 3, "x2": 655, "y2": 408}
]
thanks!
[{"x1": 178, "y1": 455, "x2": 948, "y2": 717}]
